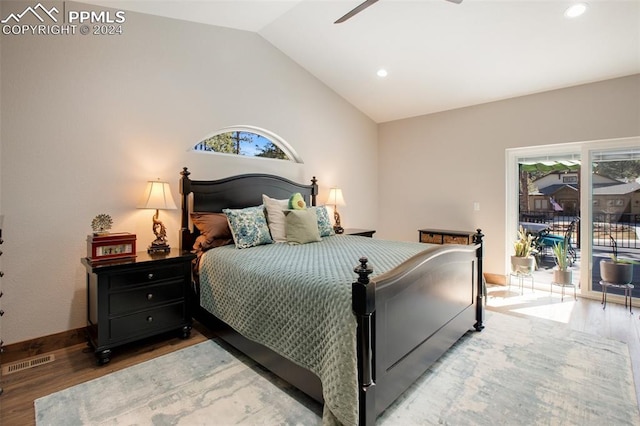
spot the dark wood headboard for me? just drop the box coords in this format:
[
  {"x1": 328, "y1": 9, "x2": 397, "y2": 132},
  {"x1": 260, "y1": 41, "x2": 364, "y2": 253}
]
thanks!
[{"x1": 179, "y1": 167, "x2": 318, "y2": 250}]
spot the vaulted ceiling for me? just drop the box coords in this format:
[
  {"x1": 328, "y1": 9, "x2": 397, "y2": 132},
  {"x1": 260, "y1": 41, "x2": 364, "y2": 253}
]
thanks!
[{"x1": 84, "y1": 0, "x2": 640, "y2": 123}]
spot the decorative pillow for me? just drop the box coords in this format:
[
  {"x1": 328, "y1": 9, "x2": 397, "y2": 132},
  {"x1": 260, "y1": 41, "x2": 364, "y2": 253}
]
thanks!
[
  {"x1": 284, "y1": 209, "x2": 321, "y2": 245},
  {"x1": 223, "y1": 205, "x2": 273, "y2": 249},
  {"x1": 288, "y1": 193, "x2": 306, "y2": 210},
  {"x1": 190, "y1": 212, "x2": 233, "y2": 251},
  {"x1": 310, "y1": 206, "x2": 335, "y2": 237},
  {"x1": 262, "y1": 194, "x2": 289, "y2": 243}
]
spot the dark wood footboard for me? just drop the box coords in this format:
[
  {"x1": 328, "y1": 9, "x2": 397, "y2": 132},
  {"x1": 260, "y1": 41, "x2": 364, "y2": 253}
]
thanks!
[{"x1": 353, "y1": 230, "x2": 484, "y2": 425}]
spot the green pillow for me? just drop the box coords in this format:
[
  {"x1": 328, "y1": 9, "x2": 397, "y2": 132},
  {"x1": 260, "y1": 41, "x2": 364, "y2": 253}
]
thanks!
[{"x1": 284, "y1": 209, "x2": 321, "y2": 245}]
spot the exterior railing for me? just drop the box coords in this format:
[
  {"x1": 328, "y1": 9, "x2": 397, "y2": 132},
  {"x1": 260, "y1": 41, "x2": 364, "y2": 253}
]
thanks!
[{"x1": 520, "y1": 211, "x2": 640, "y2": 250}]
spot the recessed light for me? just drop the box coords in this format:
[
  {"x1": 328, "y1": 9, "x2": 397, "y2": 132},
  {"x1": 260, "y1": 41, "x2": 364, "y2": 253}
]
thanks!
[
  {"x1": 377, "y1": 69, "x2": 388, "y2": 78},
  {"x1": 564, "y1": 3, "x2": 588, "y2": 18}
]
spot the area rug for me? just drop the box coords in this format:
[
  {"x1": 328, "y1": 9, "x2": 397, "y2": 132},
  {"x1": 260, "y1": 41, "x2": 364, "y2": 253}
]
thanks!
[{"x1": 35, "y1": 312, "x2": 640, "y2": 425}]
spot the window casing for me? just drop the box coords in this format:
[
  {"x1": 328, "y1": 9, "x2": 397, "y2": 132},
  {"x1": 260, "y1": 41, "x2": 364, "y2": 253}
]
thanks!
[{"x1": 191, "y1": 125, "x2": 302, "y2": 163}]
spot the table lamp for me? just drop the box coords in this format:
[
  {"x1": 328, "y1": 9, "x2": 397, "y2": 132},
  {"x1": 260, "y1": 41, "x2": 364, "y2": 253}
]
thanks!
[
  {"x1": 139, "y1": 179, "x2": 177, "y2": 253},
  {"x1": 327, "y1": 187, "x2": 346, "y2": 234}
]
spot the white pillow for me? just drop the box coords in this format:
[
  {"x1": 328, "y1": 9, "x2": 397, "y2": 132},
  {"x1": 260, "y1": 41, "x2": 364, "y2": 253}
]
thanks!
[{"x1": 262, "y1": 194, "x2": 289, "y2": 243}]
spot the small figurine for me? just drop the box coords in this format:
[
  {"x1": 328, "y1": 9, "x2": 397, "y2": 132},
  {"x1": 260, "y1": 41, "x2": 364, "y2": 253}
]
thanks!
[{"x1": 91, "y1": 214, "x2": 113, "y2": 235}]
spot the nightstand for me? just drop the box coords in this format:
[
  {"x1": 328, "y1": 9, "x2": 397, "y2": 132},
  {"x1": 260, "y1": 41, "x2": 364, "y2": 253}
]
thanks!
[
  {"x1": 419, "y1": 228, "x2": 476, "y2": 245},
  {"x1": 82, "y1": 249, "x2": 196, "y2": 365},
  {"x1": 343, "y1": 228, "x2": 376, "y2": 238}
]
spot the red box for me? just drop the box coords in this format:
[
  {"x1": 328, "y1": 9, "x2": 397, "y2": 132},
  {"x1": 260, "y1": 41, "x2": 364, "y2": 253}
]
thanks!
[{"x1": 87, "y1": 233, "x2": 136, "y2": 262}]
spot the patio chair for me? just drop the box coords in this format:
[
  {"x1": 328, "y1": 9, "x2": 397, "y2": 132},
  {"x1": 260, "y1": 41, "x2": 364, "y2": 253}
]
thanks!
[{"x1": 537, "y1": 220, "x2": 577, "y2": 266}]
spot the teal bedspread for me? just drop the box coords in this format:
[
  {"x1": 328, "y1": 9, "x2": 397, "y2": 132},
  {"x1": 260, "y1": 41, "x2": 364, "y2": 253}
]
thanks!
[{"x1": 198, "y1": 235, "x2": 430, "y2": 426}]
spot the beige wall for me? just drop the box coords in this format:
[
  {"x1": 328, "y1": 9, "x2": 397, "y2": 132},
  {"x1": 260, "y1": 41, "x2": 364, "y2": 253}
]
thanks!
[
  {"x1": 378, "y1": 74, "x2": 640, "y2": 276},
  {"x1": 0, "y1": 3, "x2": 377, "y2": 344},
  {"x1": 2, "y1": 1, "x2": 639, "y2": 345}
]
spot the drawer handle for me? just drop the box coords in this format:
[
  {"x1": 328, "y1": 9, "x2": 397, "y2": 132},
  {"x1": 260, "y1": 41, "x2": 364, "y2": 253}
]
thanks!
[
  {"x1": 146, "y1": 316, "x2": 153, "y2": 322},
  {"x1": 147, "y1": 273, "x2": 154, "y2": 280},
  {"x1": 147, "y1": 293, "x2": 153, "y2": 301}
]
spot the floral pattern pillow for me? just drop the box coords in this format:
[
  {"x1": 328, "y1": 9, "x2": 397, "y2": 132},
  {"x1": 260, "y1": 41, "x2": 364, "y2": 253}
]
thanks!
[
  {"x1": 310, "y1": 206, "x2": 335, "y2": 237},
  {"x1": 223, "y1": 205, "x2": 273, "y2": 249}
]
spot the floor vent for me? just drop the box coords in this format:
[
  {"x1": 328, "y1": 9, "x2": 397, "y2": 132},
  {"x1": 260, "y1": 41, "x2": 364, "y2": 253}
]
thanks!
[{"x1": 2, "y1": 353, "x2": 56, "y2": 375}]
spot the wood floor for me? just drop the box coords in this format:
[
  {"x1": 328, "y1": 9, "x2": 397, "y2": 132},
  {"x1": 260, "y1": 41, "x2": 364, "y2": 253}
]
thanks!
[
  {"x1": 0, "y1": 323, "x2": 215, "y2": 426},
  {"x1": 1, "y1": 289, "x2": 638, "y2": 426}
]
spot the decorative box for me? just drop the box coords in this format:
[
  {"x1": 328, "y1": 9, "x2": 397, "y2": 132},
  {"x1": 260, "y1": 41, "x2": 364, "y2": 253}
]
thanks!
[{"x1": 87, "y1": 233, "x2": 136, "y2": 262}]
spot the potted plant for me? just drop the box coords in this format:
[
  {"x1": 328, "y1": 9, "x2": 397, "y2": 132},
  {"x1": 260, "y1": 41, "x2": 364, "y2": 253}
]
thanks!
[
  {"x1": 552, "y1": 241, "x2": 572, "y2": 285},
  {"x1": 511, "y1": 226, "x2": 536, "y2": 275},
  {"x1": 600, "y1": 236, "x2": 637, "y2": 284}
]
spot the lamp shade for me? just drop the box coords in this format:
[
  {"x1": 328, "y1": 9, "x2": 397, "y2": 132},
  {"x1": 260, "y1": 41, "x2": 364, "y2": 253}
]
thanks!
[
  {"x1": 327, "y1": 188, "x2": 346, "y2": 207},
  {"x1": 138, "y1": 180, "x2": 177, "y2": 210}
]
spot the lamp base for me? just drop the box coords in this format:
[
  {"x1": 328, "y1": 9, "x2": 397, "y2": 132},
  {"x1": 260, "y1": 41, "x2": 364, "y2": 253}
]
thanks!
[
  {"x1": 148, "y1": 242, "x2": 171, "y2": 254},
  {"x1": 334, "y1": 210, "x2": 344, "y2": 234}
]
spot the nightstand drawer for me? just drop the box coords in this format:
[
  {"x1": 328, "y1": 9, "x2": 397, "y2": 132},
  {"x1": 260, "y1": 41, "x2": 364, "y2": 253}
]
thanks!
[
  {"x1": 443, "y1": 235, "x2": 472, "y2": 245},
  {"x1": 109, "y1": 281, "x2": 184, "y2": 315},
  {"x1": 420, "y1": 233, "x2": 443, "y2": 244},
  {"x1": 109, "y1": 264, "x2": 184, "y2": 288},
  {"x1": 110, "y1": 302, "x2": 186, "y2": 341}
]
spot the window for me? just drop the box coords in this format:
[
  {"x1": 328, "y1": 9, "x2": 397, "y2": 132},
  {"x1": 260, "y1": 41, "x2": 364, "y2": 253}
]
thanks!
[
  {"x1": 192, "y1": 126, "x2": 302, "y2": 163},
  {"x1": 534, "y1": 199, "x2": 548, "y2": 210}
]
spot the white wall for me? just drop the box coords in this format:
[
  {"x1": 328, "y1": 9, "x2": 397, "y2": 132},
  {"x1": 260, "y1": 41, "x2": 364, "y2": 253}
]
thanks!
[
  {"x1": 378, "y1": 74, "x2": 640, "y2": 277},
  {"x1": 0, "y1": 2, "x2": 377, "y2": 344},
  {"x1": 0, "y1": 26, "x2": 3, "y2": 348}
]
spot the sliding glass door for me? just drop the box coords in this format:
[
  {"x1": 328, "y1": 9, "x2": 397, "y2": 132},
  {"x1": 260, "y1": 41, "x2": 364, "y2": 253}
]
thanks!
[
  {"x1": 508, "y1": 137, "x2": 640, "y2": 301},
  {"x1": 510, "y1": 149, "x2": 581, "y2": 290},
  {"x1": 589, "y1": 146, "x2": 640, "y2": 299}
]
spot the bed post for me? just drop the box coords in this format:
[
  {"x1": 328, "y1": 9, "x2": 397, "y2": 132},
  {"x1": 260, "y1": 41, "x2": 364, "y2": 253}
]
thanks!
[
  {"x1": 353, "y1": 257, "x2": 375, "y2": 426},
  {"x1": 179, "y1": 167, "x2": 191, "y2": 252},
  {"x1": 473, "y1": 229, "x2": 485, "y2": 331},
  {"x1": 310, "y1": 176, "x2": 318, "y2": 206}
]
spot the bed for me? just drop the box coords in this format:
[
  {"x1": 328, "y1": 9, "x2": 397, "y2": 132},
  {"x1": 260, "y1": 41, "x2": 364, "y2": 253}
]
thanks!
[{"x1": 178, "y1": 167, "x2": 485, "y2": 426}]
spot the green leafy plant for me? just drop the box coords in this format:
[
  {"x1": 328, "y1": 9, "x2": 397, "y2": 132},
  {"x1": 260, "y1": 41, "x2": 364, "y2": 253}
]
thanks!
[
  {"x1": 552, "y1": 242, "x2": 569, "y2": 271},
  {"x1": 514, "y1": 225, "x2": 535, "y2": 257},
  {"x1": 607, "y1": 236, "x2": 638, "y2": 264}
]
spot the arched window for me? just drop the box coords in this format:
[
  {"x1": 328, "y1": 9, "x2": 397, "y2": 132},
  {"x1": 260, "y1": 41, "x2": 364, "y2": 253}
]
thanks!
[{"x1": 192, "y1": 125, "x2": 302, "y2": 163}]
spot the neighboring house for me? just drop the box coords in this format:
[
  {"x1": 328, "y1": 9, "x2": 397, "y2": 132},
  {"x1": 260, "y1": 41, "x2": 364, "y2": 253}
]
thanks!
[
  {"x1": 527, "y1": 172, "x2": 640, "y2": 219},
  {"x1": 593, "y1": 181, "x2": 640, "y2": 218}
]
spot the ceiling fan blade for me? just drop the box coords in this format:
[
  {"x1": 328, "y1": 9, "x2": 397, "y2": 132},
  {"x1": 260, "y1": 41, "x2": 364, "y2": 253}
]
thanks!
[
  {"x1": 334, "y1": 0, "x2": 380, "y2": 24},
  {"x1": 334, "y1": 0, "x2": 461, "y2": 24}
]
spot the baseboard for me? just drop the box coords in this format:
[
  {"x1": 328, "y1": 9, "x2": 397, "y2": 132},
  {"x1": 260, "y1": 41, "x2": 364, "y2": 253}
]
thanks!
[
  {"x1": 1, "y1": 327, "x2": 87, "y2": 364},
  {"x1": 484, "y1": 272, "x2": 506, "y2": 285}
]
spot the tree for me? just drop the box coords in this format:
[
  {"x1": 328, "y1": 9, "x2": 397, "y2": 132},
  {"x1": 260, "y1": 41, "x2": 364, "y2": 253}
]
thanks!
[
  {"x1": 198, "y1": 132, "x2": 253, "y2": 155},
  {"x1": 194, "y1": 131, "x2": 291, "y2": 160},
  {"x1": 255, "y1": 141, "x2": 288, "y2": 159},
  {"x1": 593, "y1": 160, "x2": 640, "y2": 182}
]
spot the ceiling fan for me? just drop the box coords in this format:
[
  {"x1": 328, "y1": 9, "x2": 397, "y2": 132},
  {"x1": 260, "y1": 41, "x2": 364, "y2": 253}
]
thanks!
[{"x1": 334, "y1": 0, "x2": 463, "y2": 24}]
